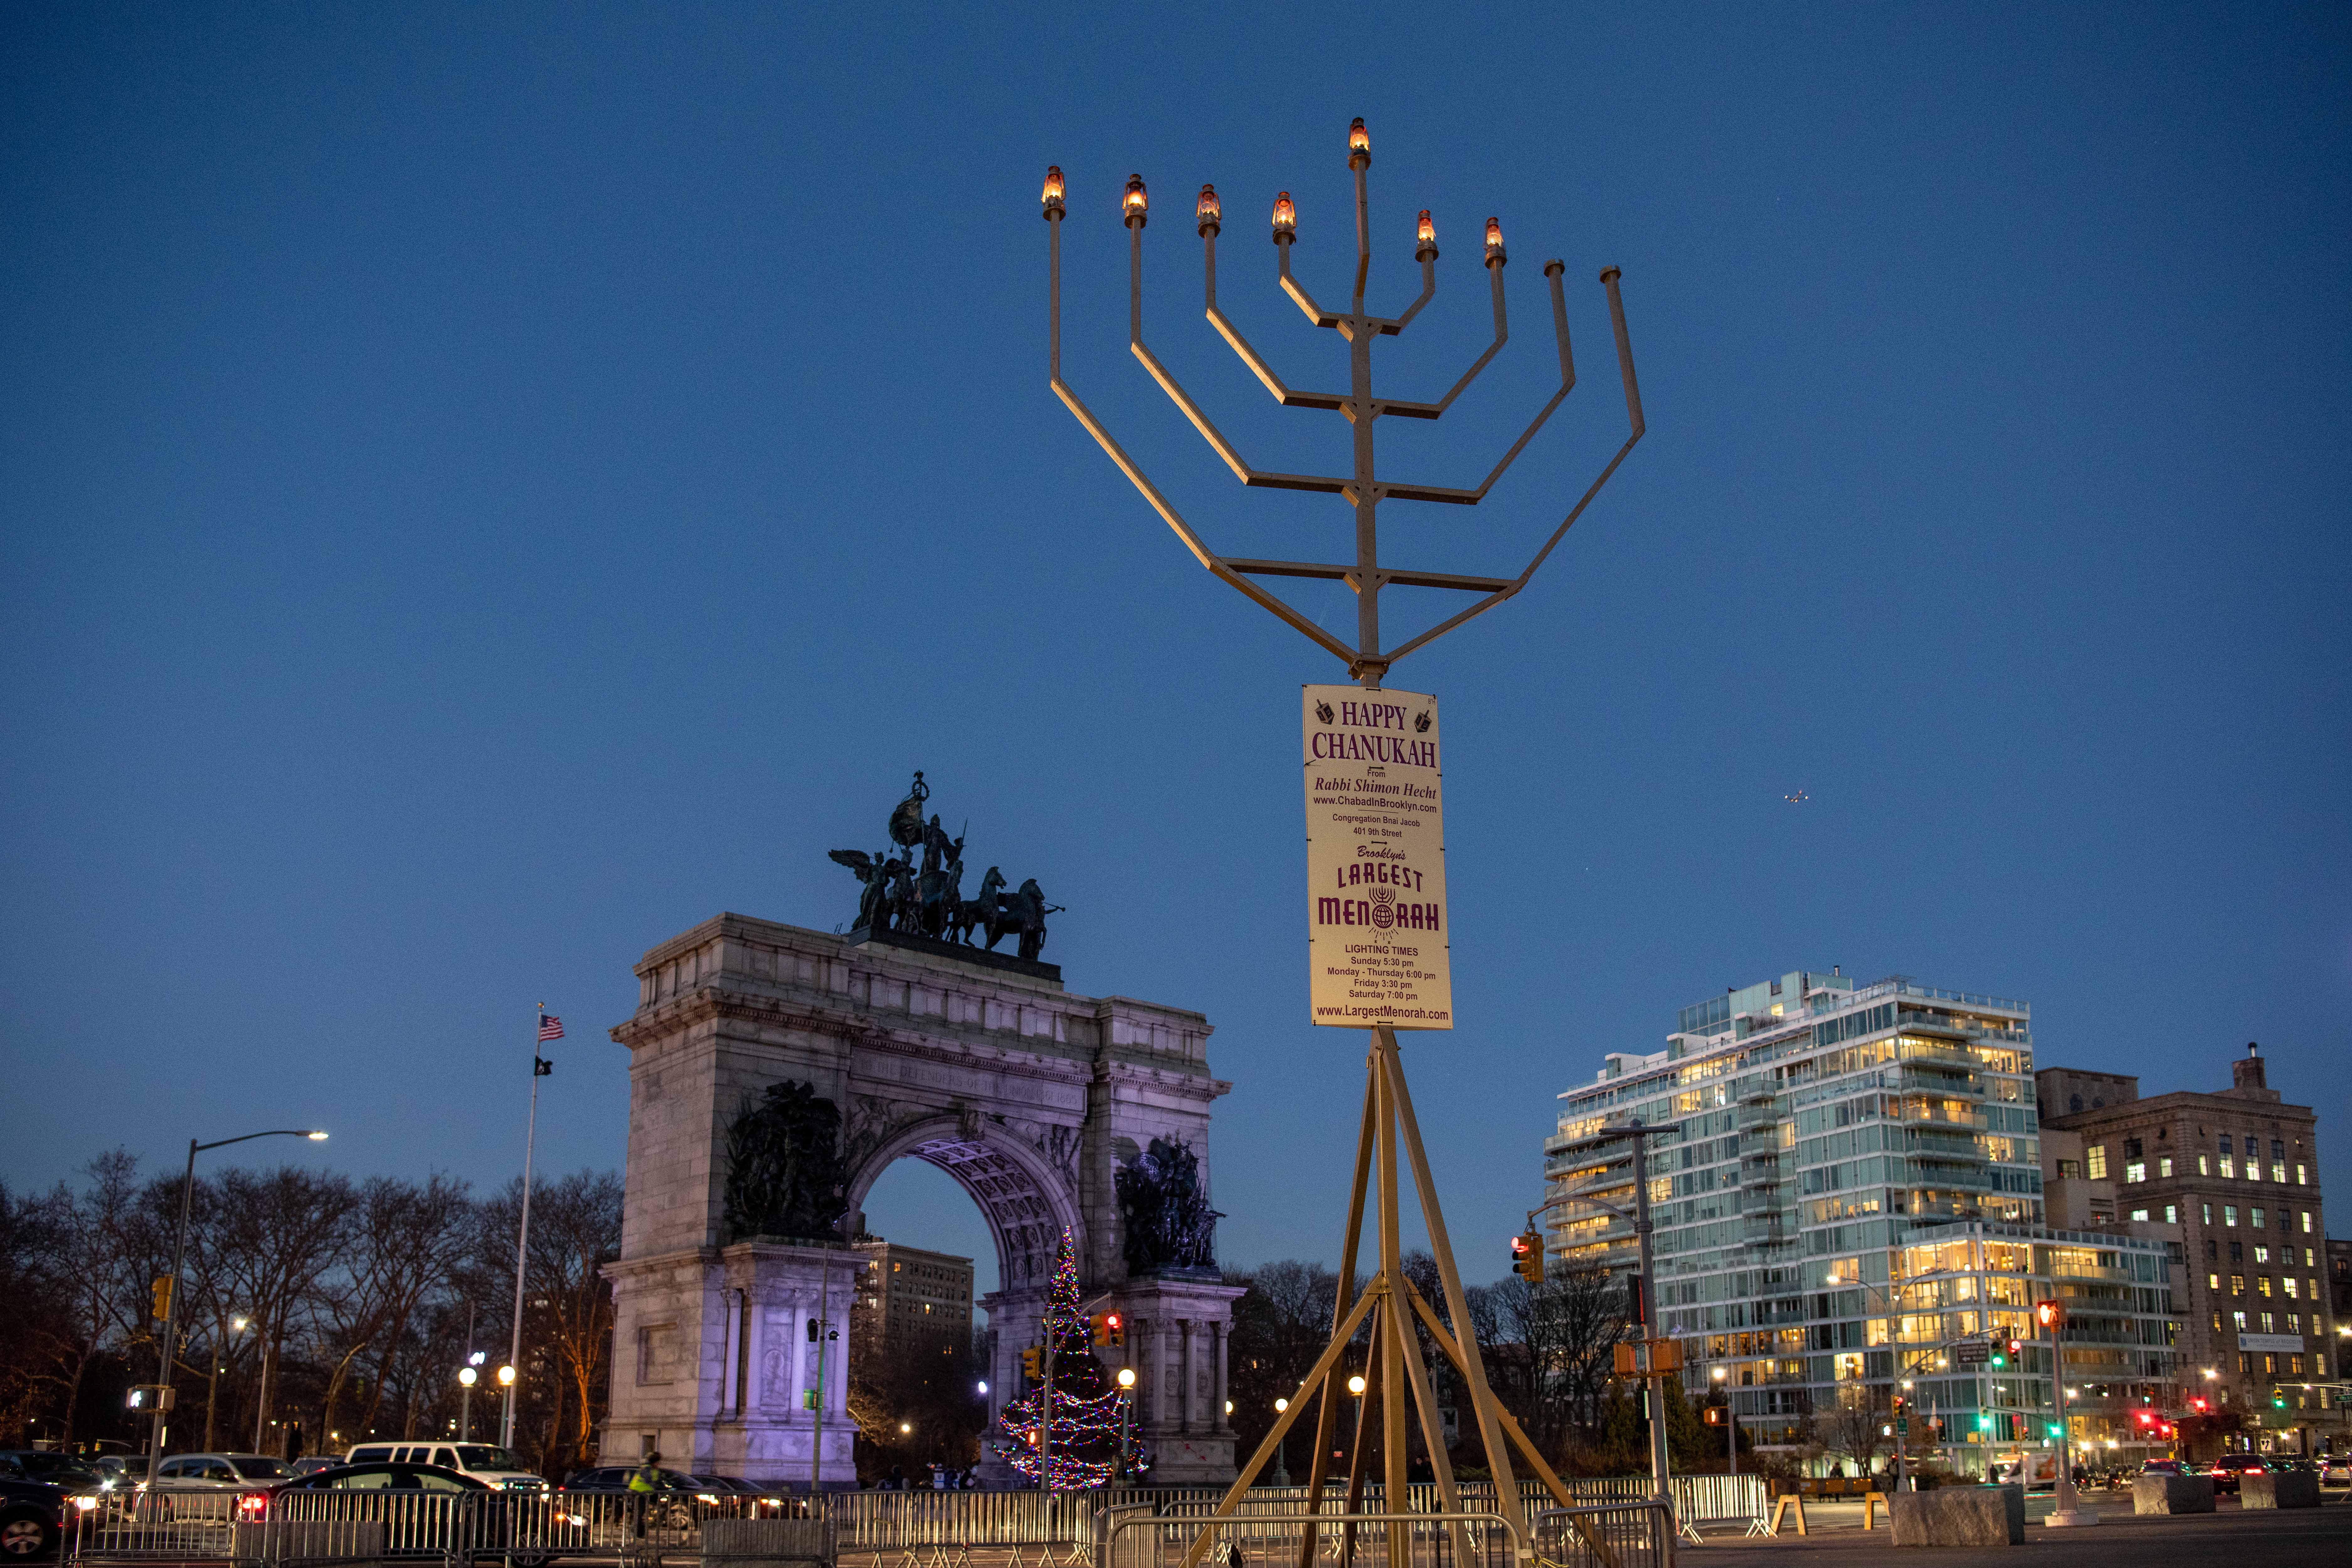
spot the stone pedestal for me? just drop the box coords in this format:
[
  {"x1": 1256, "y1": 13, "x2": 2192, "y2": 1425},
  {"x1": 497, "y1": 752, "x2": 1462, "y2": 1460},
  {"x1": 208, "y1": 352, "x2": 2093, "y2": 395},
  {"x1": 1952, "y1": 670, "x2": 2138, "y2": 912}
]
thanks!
[
  {"x1": 1114, "y1": 1275, "x2": 1248, "y2": 1485},
  {"x1": 604, "y1": 1241, "x2": 866, "y2": 1488}
]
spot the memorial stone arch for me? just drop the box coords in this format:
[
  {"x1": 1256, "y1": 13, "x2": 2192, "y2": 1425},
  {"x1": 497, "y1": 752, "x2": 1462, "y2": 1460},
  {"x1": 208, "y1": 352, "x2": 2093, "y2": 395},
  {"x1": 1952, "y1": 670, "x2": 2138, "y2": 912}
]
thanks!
[{"x1": 602, "y1": 908, "x2": 1242, "y2": 1486}]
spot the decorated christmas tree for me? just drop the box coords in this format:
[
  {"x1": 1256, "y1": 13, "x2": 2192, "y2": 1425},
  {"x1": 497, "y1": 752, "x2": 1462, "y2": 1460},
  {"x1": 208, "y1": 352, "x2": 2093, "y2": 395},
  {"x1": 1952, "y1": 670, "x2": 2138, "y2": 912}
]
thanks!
[{"x1": 994, "y1": 1228, "x2": 1147, "y2": 1487}]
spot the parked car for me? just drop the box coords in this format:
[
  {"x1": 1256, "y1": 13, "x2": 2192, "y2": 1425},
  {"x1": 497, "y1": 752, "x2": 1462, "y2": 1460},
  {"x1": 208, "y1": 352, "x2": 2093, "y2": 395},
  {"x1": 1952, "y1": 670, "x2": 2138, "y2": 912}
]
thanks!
[
  {"x1": 0, "y1": 1464, "x2": 81, "y2": 1558},
  {"x1": 2321, "y1": 1454, "x2": 2351, "y2": 1485},
  {"x1": 342, "y1": 1443, "x2": 544, "y2": 1491},
  {"x1": 286, "y1": 1457, "x2": 342, "y2": 1478},
  {"x1": 555, "y1": 1466, "x2": 713, "y2": 1530},
  {"x1": 147, "y1": 1454, "x2": 295, "y2": 1494},
  {"x1": 686, "y1": 1476, "x2": 805, "y2": 1517},
  {"x1": 0, "y1": 1458, "x2": 101, "y2": 1495},
  {"x1": 266, "y1": 1462, "x2": 554, "y2": 1564}
]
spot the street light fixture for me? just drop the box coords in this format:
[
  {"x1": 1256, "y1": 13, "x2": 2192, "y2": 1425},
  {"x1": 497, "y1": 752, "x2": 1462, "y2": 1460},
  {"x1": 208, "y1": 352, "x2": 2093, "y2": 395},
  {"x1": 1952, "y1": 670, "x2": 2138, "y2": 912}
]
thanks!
[
  {"x1": 143, "y1": 1127, "x2": 329, "y2": 1492},
  {"x1": 497, "y1": 1365, "x2": 516, "y2": 1387},
  {"x1": 1114, "y1": 1367, "x2": 1138, "y2": 1486},
  {"x1": 1347, "y1": 1375, "x2": 1366, "y2": 1397}
]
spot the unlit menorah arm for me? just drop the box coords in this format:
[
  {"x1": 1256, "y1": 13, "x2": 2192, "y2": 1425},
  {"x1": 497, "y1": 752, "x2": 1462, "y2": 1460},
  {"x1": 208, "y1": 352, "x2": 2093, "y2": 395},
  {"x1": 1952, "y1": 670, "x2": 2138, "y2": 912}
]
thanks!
[
  {"x1": 1377, "y1": 266, "x2": 1645, "y2": 668},
  {"x1": 1379, "y1": 260, "x2": 1577, "y2": 501}
]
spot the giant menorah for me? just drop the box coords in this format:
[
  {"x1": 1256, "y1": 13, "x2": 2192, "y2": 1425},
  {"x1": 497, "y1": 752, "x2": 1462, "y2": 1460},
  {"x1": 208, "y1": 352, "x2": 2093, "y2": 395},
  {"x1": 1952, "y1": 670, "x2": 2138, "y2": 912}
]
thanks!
[
  {"x1": 1042, "y1": 115, "x2": 1643, "y2": 690},
  {"x1": 1043, "y1": 120, "x2": 1651, "y2": 1566}
]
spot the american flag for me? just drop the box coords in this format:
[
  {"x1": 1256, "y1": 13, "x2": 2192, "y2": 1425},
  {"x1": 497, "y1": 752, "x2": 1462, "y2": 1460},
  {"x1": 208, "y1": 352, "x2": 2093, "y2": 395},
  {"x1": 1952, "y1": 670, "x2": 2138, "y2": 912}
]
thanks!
[{"x1": 538, "y1": 1013, "x2": 565, "y2": 1042}]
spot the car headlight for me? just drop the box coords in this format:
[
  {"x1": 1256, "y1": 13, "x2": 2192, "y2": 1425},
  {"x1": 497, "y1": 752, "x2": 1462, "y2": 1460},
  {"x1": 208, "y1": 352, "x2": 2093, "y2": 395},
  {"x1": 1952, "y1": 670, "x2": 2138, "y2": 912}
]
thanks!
[{"x1": 70, "y1": 1496, "x2": 99, "y2": 1513}]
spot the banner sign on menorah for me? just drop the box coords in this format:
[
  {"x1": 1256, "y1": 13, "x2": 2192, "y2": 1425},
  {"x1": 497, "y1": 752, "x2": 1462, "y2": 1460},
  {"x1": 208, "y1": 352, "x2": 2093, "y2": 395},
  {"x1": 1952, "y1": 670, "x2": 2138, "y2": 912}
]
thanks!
[{"x1": 1303, "y1": 684, "x2": 1452, "y2": 1029}]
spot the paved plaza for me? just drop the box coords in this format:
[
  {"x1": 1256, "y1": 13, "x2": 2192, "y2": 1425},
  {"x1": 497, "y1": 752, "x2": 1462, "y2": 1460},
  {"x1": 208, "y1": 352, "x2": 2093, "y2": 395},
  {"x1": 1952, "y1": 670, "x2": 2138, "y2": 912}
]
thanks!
[{"x1": 1692, "y1": 1491, "x2": 2350, "y2": 1567}]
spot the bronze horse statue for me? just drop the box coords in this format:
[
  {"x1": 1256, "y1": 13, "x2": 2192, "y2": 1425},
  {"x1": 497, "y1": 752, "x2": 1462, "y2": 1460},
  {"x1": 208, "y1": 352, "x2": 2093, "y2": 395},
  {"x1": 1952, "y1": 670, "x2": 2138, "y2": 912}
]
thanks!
[{"x1": 949, "y1": 867, "x2": 1062, "y2": 961}]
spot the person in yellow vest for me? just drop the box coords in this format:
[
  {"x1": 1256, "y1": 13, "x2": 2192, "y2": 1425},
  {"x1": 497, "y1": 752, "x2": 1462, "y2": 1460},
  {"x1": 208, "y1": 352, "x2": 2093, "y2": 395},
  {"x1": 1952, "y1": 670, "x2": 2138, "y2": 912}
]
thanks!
[{"x1": 629, "y1": 1451, "x2": 662, "y2": 1537}]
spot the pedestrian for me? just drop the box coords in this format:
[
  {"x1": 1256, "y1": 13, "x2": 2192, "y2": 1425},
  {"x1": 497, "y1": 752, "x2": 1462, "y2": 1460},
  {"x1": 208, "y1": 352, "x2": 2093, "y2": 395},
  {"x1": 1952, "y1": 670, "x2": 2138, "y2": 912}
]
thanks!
[{"x1": 629, "y1": 1450, "x2": 663, "y2": 1538}]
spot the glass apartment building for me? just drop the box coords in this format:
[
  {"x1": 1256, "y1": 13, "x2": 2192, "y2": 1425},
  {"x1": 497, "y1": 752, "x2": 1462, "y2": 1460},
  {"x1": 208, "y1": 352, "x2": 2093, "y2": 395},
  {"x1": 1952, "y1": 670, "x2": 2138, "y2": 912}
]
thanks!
[{"x1": 1546, "y1": 970, "x2": 2180, "y2": 1477}]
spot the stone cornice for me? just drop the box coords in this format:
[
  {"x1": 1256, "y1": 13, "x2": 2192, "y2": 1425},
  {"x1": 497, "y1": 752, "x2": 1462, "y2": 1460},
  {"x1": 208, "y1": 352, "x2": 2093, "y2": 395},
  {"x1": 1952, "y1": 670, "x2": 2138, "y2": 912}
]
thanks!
[
  {"x1": 2043, "y1": 1086, "x2": 2316, "y2": 1129},
  {"x1": 612, "y1": 979, "x2": 1227, "y2": 1102}
]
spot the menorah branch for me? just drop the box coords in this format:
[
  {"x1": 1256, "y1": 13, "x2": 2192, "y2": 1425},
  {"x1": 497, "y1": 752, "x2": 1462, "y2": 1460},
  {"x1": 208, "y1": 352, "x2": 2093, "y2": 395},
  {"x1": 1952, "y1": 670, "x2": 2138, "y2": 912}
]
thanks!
[
  {"x1": 1379, "y1": 262, "x2": 1580, "y2": 502},
  {"x1": 1203, "y1": 230, "x2": 1347, "y2": 411},
  {"x1": 1128, "y1": 215, "x2": 1350, "y2": 494}
]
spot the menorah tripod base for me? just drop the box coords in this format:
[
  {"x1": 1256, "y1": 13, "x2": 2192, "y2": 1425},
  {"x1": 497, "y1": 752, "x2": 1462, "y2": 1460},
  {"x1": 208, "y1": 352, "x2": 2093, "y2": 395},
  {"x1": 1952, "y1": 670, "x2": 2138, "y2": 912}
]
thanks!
[{"x1": 1179, "y1": 1030, "x2": 1618, "y2": 1568}]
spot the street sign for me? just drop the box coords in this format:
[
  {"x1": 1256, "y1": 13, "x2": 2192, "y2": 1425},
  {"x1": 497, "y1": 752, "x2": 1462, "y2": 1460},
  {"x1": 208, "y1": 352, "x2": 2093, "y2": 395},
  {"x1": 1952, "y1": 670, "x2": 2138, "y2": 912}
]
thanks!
[
  {"x1": 1896, "y1": 1417, "x2": 1909, "y2": 1436},
  {"x1": 1303, "y1": 685, "x2": 1451, "y2": 1029},
  {"x1": 1955, "y1": 1341, "x2": 1990, "y2": 1366}
]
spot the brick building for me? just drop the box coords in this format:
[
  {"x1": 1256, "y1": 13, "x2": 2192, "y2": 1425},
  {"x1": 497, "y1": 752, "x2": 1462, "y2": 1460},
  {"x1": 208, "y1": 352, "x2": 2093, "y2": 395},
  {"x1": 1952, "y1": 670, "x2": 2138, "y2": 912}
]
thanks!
[
  {"x1": 2036, "y1": 1042, "x2": 2334, "y2": 1455},
  {"x1": 851, "y1": 1238, "x2": 976, "y2": 1353}
]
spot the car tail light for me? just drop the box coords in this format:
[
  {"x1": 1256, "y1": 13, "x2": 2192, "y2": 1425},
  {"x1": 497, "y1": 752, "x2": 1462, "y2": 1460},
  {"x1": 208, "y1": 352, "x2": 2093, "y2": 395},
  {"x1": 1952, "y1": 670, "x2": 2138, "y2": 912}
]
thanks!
[{"x1": 237, "y1": 1492, "x2": 270, "y2": 1518}]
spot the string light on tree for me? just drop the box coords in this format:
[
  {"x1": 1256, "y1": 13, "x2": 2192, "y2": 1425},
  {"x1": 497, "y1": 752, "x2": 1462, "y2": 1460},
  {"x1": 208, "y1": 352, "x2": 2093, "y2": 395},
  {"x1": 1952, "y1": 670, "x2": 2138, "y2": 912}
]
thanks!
[{"x1": 993, "y1": 1229, "x2": 1147, "y2": 1488}]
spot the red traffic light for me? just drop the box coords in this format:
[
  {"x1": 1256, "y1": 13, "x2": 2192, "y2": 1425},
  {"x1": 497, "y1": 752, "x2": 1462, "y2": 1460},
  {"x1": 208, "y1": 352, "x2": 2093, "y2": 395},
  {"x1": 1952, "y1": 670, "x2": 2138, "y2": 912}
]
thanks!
[{"x1": 2006, "y1": 1338, "x2": 2022, "y2": 1355}]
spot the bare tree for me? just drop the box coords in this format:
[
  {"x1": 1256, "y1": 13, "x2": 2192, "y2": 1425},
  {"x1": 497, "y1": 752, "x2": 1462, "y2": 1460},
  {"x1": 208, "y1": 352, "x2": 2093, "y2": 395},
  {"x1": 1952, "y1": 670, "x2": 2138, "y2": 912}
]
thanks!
[
  {"x1": 471, "y1": 1172, "x2": 621, "y2": 1475},
  {"x1": 315, "y1": 1175, "x2": 474, "y2": 1445},
  {"x1": 1475, "y1": 1262, "x2": 1626, "y2": 1459},
  {"x1": 1814, "y1": 1386, "x2": 1890, "y2": 1476},
  {"x1": 1225, "y1": 1261, "x2": 1348, "y2": 1463},
  {"x1": 199, "y1": 1167, "x2": 356, "y2": 1453}
]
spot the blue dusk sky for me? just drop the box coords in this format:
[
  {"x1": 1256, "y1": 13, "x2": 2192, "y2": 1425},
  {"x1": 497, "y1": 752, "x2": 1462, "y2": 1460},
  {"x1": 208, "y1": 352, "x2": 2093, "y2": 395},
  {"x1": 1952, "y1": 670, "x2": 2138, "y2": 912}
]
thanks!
[{"x1": 3, "y1": 4, "x2": 2347, "y2": 1292}]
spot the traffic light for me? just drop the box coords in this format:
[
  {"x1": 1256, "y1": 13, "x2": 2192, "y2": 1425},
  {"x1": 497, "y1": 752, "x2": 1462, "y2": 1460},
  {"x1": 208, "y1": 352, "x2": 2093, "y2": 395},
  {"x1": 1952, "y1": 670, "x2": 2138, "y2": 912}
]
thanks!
[
  {"x1": 2189, "y1": 1396, "x2": 2209, "y2": 1412},
  {"x1": 1511, "y1": 1232, "x2": 1544, "y2": 1285},
  {"x1": 2047, "y1": 1423, "x2": 2063, "y2": 1441},
  {"x1": 1703, "y1": 1407, "x2": 1724, "y2": 1426},
  {"x1": 1989, "y1": 1344, "x2": 2009, "y2": 1369},
  {"x1": 1091, "y1": 1312, "x2": 1126, "y2": 1348},
  {"x1": 1021, "y1": 1346, "x2": 1043, "y2": 1380},
  {"x1": 150, "y1": 1276, "x2": 173, "y2": 1323},
  {"x1": 2035, "y1": 1299, "x2": 2065, "y2": 1332},
  {"x1": 2271, "y1": 1390, "x2": 2286, "y2": 1410}
]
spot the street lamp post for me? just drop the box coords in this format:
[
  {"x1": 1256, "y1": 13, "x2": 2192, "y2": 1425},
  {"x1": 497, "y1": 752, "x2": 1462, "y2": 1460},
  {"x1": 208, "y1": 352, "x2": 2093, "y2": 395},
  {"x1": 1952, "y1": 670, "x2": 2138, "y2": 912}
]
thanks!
[
  {"x1": 1712, "y1": 1366, "x2": 1735, "y2": 1479},
  {"x1": 144, "y1": 1129, "x2": 327, "y2": 1492},
  {"x1": 1272, "y1": 1398, "x2": 1291, "y2": 1487},
  {"x1": 1117, "y1": 1368, "x2": 1138, "y2": 1485}
]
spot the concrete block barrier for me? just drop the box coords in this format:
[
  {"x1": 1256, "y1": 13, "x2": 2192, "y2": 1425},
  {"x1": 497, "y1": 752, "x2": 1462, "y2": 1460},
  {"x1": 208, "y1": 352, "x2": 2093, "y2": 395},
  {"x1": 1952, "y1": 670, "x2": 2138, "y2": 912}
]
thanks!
[
  {"x1": 1887, "y1": 1486, "x2": 2025, "y2": 1547},
  {"x1": 2237, "y1": 1472, "x2": 2320, "y2": 1510},
  {"x1": 2132, "y1": 1474, "x2": 2215, "y2": 1515}
]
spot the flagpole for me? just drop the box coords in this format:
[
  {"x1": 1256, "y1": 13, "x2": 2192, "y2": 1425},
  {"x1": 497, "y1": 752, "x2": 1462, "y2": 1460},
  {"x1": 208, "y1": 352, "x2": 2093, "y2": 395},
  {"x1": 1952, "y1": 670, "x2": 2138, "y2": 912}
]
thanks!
[{"x1": 503, "y1": 1007, "x2": 552, "y2": 1450}]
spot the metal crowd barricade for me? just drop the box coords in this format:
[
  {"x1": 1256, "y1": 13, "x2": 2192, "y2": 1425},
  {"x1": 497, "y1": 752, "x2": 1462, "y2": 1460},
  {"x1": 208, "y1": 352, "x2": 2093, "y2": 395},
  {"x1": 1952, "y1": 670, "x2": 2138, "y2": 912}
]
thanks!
[
  {"x1": 1106, "y1": 1511, "x2": 1524, "y2": 1568},
  {"x1": 1529, "y1": 1506, "x2": 1673, "y2": 1568}
]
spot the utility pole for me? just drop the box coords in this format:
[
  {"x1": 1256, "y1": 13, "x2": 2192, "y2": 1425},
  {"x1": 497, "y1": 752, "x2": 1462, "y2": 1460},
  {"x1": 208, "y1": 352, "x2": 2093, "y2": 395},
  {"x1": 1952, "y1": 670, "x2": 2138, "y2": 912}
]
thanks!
[
  {"x1": 1626, "y1": 1120, "x2": 1673, "y2": 1508},
  {"x1": 1549, "y1": 1115, "x2": 1682, "y2": 1510}
]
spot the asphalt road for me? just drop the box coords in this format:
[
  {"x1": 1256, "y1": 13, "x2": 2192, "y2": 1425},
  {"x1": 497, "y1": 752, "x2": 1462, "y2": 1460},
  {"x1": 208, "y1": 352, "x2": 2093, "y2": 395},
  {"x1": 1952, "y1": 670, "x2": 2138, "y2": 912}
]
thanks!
[{"x1": 1691, "y1": 1492, "x2": 2351, "y2": 1567}]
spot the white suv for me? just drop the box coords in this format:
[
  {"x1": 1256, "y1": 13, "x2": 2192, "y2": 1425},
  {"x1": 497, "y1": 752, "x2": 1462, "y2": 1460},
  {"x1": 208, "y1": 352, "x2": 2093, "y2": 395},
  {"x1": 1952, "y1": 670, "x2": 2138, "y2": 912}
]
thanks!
[
  {"x1": 341, "y1": 1443, "x2": 544, "y2": 1491},
  {"x1": 150, "y1": 1454, "x2": 294, "y2": 1493}
]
